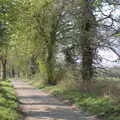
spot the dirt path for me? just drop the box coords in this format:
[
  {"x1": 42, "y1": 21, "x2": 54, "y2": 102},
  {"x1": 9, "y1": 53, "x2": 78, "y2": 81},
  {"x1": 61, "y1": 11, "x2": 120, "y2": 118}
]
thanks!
[{"x1": 12, "y1": 80, "x2": 96, "y2": 120}]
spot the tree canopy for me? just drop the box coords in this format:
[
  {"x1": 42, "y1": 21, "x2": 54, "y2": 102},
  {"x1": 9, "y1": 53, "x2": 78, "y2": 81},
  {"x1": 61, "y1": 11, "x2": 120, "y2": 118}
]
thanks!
[{"x1": 0, "y1": 0, "x2": 120, "y2": 90}]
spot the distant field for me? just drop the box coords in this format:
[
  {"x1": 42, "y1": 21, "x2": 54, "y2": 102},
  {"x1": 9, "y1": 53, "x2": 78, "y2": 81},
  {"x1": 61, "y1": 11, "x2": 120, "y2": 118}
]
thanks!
[{"x1": 95, "y1": 77, "x2": 120, "y2": 101}]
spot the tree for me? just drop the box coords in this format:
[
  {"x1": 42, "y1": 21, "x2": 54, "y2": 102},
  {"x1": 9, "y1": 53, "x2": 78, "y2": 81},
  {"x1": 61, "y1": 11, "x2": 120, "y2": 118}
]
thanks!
[{"x1": 79, "y1": 0, "x2": 97, "y2": 91}]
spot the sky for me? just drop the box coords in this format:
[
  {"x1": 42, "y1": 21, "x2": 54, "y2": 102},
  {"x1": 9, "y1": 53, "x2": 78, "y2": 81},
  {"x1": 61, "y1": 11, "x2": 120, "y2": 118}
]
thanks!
[
  {"x1": 99, "y1": 50, "x2": 120, "y2": 67},
  {"x1": 98, "y1": 3, "x2": 120, "y2": 67}
]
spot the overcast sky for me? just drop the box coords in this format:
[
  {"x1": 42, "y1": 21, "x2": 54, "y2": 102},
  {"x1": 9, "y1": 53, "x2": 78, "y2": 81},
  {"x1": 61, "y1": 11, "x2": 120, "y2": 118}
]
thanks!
[
  {"x1": 98, "y1": 3, "x2": 120, "y2": 67},
  {"x1": 99, "y1": 50, "x2": 120, "y2": 67}
]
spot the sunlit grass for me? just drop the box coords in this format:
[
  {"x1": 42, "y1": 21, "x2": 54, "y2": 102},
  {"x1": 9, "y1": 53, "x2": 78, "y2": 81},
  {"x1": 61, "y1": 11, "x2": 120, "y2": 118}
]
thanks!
[
  {"x1": 0, "y1": 80, "x2": 21, "y2": 120},
  {"x1": 39, "y1": 83, "x2": 120, "y2": 120}
]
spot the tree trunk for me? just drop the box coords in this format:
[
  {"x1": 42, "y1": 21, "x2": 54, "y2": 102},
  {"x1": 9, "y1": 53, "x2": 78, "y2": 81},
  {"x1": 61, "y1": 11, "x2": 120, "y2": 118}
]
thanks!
[
  {"x1": 81, "y1": 47, "x2": 94, "y2": 91},
  {"x1": 0, "y1": 62, "x2": 2, "y2": 79},
  {"x1": 29, "y1": 55, "x2": 38, "y2": 78},
  {"x1": 11, "y1": 66, "x2": 15, "y2": 78},
  {"x1": 80, "y1": 0, "x2": 97, "y2": 91},
  {"x1": 47, "y1": 41, "x2": 56, "y2": 85},
  {"x1": 47, "y1": 21, "x2": 57, "y2": 85},
  {"x1": 1, "y1": 57, "x2": 7, "y2": 80}
]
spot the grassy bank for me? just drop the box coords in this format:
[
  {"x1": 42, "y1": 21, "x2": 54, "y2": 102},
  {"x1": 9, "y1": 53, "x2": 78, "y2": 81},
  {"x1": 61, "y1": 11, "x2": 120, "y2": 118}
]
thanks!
[
  {"x1": 0, "y1": 80, "x2": 21, "y2": 120},
  {"x1": 35, "y1": 82, "x2": 120, "y2": 120}
]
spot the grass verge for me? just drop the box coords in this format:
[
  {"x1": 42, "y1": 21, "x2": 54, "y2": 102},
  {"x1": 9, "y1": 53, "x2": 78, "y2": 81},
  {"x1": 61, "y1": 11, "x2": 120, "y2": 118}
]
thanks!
[
  {"x1": 0, "y1": 80, "x2": 21, "y2": 120},
  {"x1": 39, "y1": 85, "x2": 120, "y2": 120}
]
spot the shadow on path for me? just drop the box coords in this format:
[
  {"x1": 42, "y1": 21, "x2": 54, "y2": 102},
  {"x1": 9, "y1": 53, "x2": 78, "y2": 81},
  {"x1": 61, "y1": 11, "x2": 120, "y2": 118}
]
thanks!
[{"x1": 12, "y1": 80, "x2": 90, "y2": 120}]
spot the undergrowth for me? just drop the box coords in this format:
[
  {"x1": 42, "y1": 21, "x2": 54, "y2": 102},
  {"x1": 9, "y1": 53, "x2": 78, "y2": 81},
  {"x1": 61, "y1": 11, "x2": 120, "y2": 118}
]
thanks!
[{"x1": 0, "y1": 80, "x2": 21, "y2": 120}]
